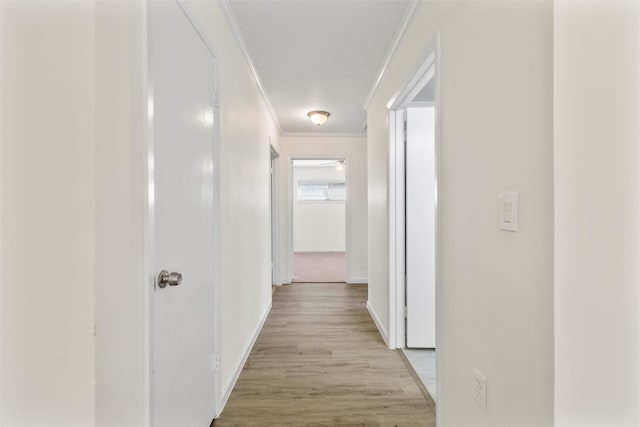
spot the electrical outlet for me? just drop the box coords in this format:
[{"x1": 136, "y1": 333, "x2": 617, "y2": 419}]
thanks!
[{"x1": 473, "y1": 368, "x2": 487, "y2": 412}]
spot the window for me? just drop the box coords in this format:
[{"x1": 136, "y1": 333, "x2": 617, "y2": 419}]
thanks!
[{"x1": 297, "y1": 181, "x2": 345, "y2": 201}]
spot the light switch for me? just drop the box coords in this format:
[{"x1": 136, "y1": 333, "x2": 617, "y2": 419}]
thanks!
[
  {"x1": 503, "y1": 200, "x2": 513, "y2": 223},
  {"x1": 499, "y1": 192, "x2": 518, "y2": 232}
]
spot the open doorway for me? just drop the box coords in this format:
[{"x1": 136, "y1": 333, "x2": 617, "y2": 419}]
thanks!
[
  {"x1": 270, "y1": 143, "x2": 280, "y2": 288},
  {"x1": 291, "y1": 158, "x2": 347, "y2": 283},
  {"x1": 388, "y1": 35, "x2": 439, "y2": 406}
]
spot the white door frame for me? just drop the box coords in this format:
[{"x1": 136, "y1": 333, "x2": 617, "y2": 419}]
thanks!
[
  {"x1": 405, "y1": 104, "x2": 437, "y2": 348},
  {"x1": 270, "y1": 143, "x2": 281, "y2": 286},
  {"x1": 386, "y1": 31, "x2": 441, "y2": 414},
  {"x1": 287, "y1": 156, "x2": 351, "y2": 283},
  {"x1": 143, "y1": 0, "x2": 223, "y2": 421}
]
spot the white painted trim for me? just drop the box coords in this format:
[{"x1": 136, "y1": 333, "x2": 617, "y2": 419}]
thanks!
[
  {"x1": 395, "y1": 109, "x2": 407, "y2": 350},
  {"x1": 408, "y1": 101, "x2": 436, "y2": 108},
  {"x1": 433, "y1": 36, "x2": 443, "y2": 427},
  {"x1": 387, "y1": 109, "x2": 396, "y2": 349},
  {"x1": 141, "y1": 2, "x2": 152, "y2": 424},
  {"x1": 366, "y1": 301, "x2": 390, "y2": 348},
  {"x1": 210, "y1": 44, "x2": 223, "y2": 427},
  {"x1": 363, "y1": 0, "x2": 419, "y2": 110},
  {"x1": 177, "y1": 0, "x2": 218, "y2": 58},
  {"x1": 387, "y1": 34, "x2": 439, "y2": 351},
  {"x1": 286, "y1": 157, "x2": 294, "y2": 282},
  {"x1": 386, "y1": 32, "x2": 442, "y2": 426},
  {"x1": 270, "y1": 143, "x2": 281, "y2": 286},
  {"x1": 344, "y1": 155, "x2": 352, "y2": 285},
  {"x1": 387, "y1": 50, "x2": 436, "y2": 110},
  {"x1": 219, "y1": 302, "x2": 272, "y2": 415},
  {"x1": 387, "y1": 109, "x2": 406, "y2": 350},
  {"x1": 347, "y1": 277, "x2": 368, "y2": 284},
  {"x1": 218, "y1": 0, "x2": 282, "y2": 134},
  {"x1": 281, "y1": 132, "x2": 366, "y2": 139},
  {"x1": 294, "y1": 250, "x2": 346, "y2": 253}
]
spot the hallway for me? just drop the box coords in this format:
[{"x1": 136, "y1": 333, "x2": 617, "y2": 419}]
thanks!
[
  {"x1": 2, "y1": 1, "x2": 639, "y2": 425},
  {"x1": 214, "y1": 283, "x2": 434, "y2": 425}
]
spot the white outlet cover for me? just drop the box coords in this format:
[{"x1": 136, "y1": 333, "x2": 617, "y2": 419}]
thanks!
[
  {"x1": 473, "y1": 368, "x2": 487, "y2": 412},
  {"x1": 499, "y1": 191, "x2": 518, "y2": 232}
]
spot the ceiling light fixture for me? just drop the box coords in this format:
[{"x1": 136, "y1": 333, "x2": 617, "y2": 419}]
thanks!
[{"x1": 307, "y1": 110, "x2": 330, "y2": 126}]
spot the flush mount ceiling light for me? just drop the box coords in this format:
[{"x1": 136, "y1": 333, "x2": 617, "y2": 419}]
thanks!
[{"x1": 307, "y1": 110, "x2": 330, "y2": 126}]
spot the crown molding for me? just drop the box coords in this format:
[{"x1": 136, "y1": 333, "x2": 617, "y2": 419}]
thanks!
[
  {"x1": 219, "y1": 0, "x2": 282, "y2": 133},
  {"x1": 362, "y1": 0, "x2": 419, "y2": 111}
]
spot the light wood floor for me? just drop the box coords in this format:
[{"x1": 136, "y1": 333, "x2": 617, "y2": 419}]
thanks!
[{"x1": 214, "y1": 283, "x2": 435, "y2": 426}]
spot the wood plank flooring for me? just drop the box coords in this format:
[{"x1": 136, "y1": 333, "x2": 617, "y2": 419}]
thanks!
[{"x1": 214, "y1": 283, "x2": 435, "y2": 426}]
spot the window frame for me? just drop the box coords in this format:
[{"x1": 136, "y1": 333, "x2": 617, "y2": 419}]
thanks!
[{"x1": 296, "y1": 179, "x2": 346, "y2": 202}]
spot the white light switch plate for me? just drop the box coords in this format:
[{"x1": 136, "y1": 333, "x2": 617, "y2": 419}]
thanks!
[
  {"x1": 473, "y1": 368, "x2": 487, "y2": 412},
  {"x1": 499, "y1": 192, "x2": 518, "y2": 232}
]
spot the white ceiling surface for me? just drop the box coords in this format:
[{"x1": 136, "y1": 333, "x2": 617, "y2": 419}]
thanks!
[{"x1": 228, "y1": 0, "x2": 412, "y2": 134}]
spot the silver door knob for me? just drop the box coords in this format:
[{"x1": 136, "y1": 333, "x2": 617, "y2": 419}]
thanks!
[{"x1": 158, "y1": 270, "x2": 182, "y2": 288}]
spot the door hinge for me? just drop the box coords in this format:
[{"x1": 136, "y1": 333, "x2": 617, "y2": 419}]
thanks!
[
  {"x1": 211, "y1": 353, "x2": 220, "y2": 372},
  {"x1": 403, "y1": 120, "x2": 407, "y2": 143},
  {"x1": 404, "y1": 306, "x2": 408, "y2": 318},
  {"x1": 213, "y1": 91, "x2": 220, "y2": 108}
]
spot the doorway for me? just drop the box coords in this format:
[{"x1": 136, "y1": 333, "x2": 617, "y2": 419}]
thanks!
[
  {"x1": 387, "y1": 34, "x2": 439, "y2": 406},
  {"x1": 270, "y1": 144, "x2": 280, "y2": 286},
  {"x1": 290, "y1": 158, "x2": 347, "y2": 283},
  {"x1": 147, "y1": 1, "x2": 220, "y2": 424}
]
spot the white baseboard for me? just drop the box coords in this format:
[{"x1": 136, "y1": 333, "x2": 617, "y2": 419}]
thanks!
[
  {"x1": 293, "y1": 250, "x2": 346, "y2": 253},
  {"x1": 347, "y1": 277, "x2": 368, "y2": 284},
  {"x1": 218, "y1": 302, "x2": 271, "y2": 415},
  {"x1": 280, "y1": 275, "x2": 292, "y2": 285},
  {"x1": 366, "y1": 300, "x2": 389, "y2": 347}
]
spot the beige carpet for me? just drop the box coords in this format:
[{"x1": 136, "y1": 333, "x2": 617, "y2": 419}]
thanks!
[{"x1": 293, "y1": 252, "x2": 346, "y2": 283}]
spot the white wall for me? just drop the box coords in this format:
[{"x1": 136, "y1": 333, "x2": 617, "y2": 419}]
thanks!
[
  {"x1": 554, "y1": 1, "x2": 640, "y2": 425},
  {"x1": 280, "y1": 135, "x2": 367, "y2": 284},
  {"x1": 367, "y1": 1, "x2": 554, "y2": 425},
  {"x1": 94, "y1": 2, "x2": 147, "y2": 425},
  {"x1": 293, "y1": 165, "x2": 345, "y2": 252},
  {"x1": 0, "y1": 1, "x2": 96, "y2": 424}
]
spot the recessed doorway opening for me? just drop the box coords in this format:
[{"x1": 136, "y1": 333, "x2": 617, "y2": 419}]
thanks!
[
  {"x1": 387, "y1": 33, "x2": 440, "y2": 410},
  {"x1": 290, "y1": 158, "x2": 347, "y2": 283}
]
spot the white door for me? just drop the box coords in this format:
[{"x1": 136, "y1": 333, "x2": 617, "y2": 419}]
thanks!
[
  {"x1": 405, "y1": 106, "x2": 436, "y2": 348},
  {"x1": 149, "y1": 1, "x2": 217, "y2": 425},
  {"x1": 270, "y1": 147, "x2": 279, "y2": 285}
]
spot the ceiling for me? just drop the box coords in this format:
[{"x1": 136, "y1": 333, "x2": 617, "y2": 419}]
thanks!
[{"x1": 227, "y1": 0, "x2": 413, "y2": 135}]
